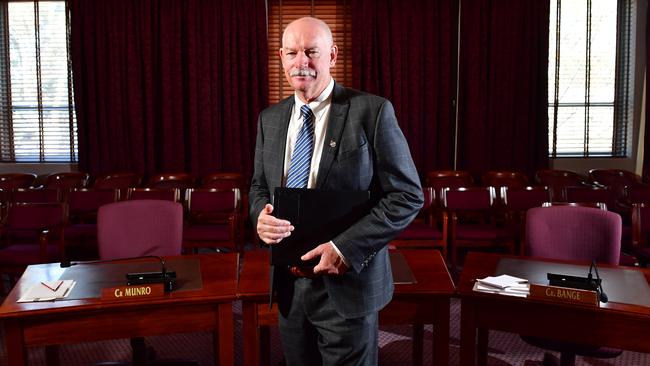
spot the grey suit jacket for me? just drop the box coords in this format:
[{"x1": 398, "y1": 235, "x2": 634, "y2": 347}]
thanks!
[{"x1": 249, "y1": 83, "x2": 423, "y2": 319}]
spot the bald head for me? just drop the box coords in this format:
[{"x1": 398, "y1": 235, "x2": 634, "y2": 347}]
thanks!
[
  {"x1": 279, "y1": 17, "x2": 338, "y2": 103},
  {"x1": 282, "y1": 17, "x2": 334, "y2": 48}
]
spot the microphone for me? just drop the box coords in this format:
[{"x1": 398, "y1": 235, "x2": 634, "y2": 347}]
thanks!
[
  {"x1": 60, "y1": 255, "x2": 177, "y2": 292},
  {"x1": 588, "y1": 260, "x2": 608, "y2": 303}
]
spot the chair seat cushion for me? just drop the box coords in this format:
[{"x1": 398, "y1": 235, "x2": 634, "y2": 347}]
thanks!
[
  {"x1": 521, "y1": 335, "x2": 622, "y2": 358},
  {"x1": 0, "y1": 244, "x2": 61, "y2": 265},
  {"x1": 397, "y1": 224, "x2": 443, "y2": 240},
  {"x1": 183, "y1": 224, "x2": 231, "y2": 241}
]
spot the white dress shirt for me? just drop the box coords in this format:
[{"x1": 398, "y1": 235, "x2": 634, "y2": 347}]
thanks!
[{"x1": 282, "y1": 78, "x2": 348, "y2": 265}]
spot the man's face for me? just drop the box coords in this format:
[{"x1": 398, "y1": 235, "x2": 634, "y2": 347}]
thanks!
[{"x1": 280, "y1": 20, "x2": 337, "y2": 102}]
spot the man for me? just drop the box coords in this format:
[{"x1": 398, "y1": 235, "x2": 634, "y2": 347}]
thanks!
[{"x1": 249, "y1": 17, "x2": 423, "y2": 365}]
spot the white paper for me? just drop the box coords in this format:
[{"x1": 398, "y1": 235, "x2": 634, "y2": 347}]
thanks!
[{"x1": 17, "y1": 280, "x2": 76, "y2": 302}]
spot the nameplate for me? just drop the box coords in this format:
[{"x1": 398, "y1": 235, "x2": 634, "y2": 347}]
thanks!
[
  {"x1": 529, "y1": 284, "x2": 598, "y2": 307},
  {"x1": 101, "y1": 283, "x2": 164, "y2": 301}
]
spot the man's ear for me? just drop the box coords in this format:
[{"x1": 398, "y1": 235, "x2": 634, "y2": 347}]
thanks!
[{"x1": 329, "y1": 45, "x2": 338, "y2": 66}]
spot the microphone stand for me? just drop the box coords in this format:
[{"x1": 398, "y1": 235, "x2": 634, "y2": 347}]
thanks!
[{"x1": 61, "y1": 256, "x2": 177, "y2": 292}]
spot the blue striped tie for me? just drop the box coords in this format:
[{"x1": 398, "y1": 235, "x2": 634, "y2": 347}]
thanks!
[{"x1": 286, "y1": 105, "x2": 315, "y2": 188}]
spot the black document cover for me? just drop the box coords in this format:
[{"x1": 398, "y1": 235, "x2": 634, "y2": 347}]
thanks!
[{"x1": 272, "y1": 188, "x2": 371, "y2": 266}]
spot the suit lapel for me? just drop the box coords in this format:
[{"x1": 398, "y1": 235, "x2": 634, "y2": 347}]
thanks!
[
  {"x1": 316, "y1": 83, "x2": 349, "y2": 189},
  {"x1": 269, "y1": 97, "x2": 294, "y2": 189}
]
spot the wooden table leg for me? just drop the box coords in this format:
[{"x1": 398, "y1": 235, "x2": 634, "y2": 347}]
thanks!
[
  {"x1": 260, "y1": 325, "x2": 271, "y2": 366},
  {"x1": 432, "y1": 299, "x2": 450, "y2": 366},
  {"x1": 242, "y1": 301, "x2": 260, "y2": 366},
  {"x1": 412, "y1": 323, "x2": 424, "y2": 366},
  {"x1": 477, "y1": 328, "x2": 488, "y2": 366},
  {"x1": 460, "y1": 299, "x2": 476, "y2": 366},
  {"x1": 45, "y1": 345, "x2": 60, "y2": 366},
  {"x1": 216, "y1": 303, "x2": 234, "y2": 366},
  {"x1": 4, "y1": 320, "x2": 26, "y2": 366}
]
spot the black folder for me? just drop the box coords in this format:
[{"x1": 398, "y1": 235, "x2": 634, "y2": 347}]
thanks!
[{"x1": 272, "y1": 187, "x2": 371, "y2": 266}]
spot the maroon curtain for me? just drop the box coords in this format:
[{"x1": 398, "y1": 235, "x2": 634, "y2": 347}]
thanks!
[
  {"x1": 457, "y1": 0, "x2": 549, "y2": 179},
  {"x1": 351, "y1": 0, "x2": 458, "y2": 176},
  {"x1": 69, "y1": 0, "x2": 268, "y2": 179},
  {"x1": 642, "y1": 2, "x2": 650, "y2": 182}
]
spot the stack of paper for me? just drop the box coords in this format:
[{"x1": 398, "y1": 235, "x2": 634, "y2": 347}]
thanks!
[
  {"x1": 17, "y1": 280, "x2": 76, "y2": 302},
  {"x1": 473, "y1": 274, "x2": 529, "y2": 297}
]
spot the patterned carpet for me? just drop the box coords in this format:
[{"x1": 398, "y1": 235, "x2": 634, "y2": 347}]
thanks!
[{"x1": 1, "y1": 298, "x2": 649, "y2": 366}]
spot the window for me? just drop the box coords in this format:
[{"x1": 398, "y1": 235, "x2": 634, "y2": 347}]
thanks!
[
  {"x1": 0, "y1": 1, "x2": 77, "y2": 163},
  {"x1": 267, "y1": 0, "x2": 352, "y2": 104},
  {"x1": 548, "y1": 0, "x2": 635, "y2": 158}
]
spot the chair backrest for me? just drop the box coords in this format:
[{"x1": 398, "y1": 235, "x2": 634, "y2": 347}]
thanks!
[
  {"x1": 148, "y1": 173, "x2": 195, "y2": 189},
  {"x1": 443, "y1": 187, "x2": 494, "y2": 211},
  {"x1": 0, "y1": 173, "x2": 37, "y2": 191},
  {"x1": 127, "y1": 187, "x2": 181, "y2": 202},
  {"x1": 627, "y1": 184, "x2": 650, "y2": 204},
  {"x1": 542, "y1": 201, "x2": 607, "y2": 210},
  {"x1": 632, "y1": 203, "x2": 650, "y2": 249},
  {"x1": 426, "y1": 170, "x2": 474, "y2": 205},
  {"x1": 12, "y1": 188, "x2": 61, "y2": 203},
  {"x1": 534, "y1": 169, "x2": 590, "y2": 201},
  {"x1": 68, "y1": 188, "x2": 120, "y2": 221},
  {"x1": 44, "y1": 172, "x2": 89, "y2": 189},
  {"x1": 97, "y1": 200, "x2": 183, "y2": 259},
  {"x1": 6, "y1": 202, "x2": 67, "y2": 231},
  {"x1": 200, "y1": 172, "x2": 247, "y2": 191},
  {"x1": 502, "y1": 186, "x2": 550, "y2": 212},
  {"x1": 589, "y1": 168, "x2": 640, "y2": 188},
  {"x1": 186, "y1": 188, "x2": 240, "y2": 222},
  {"x1": 525, "y1": 206, "x2": 621, "y2": 264},
  {"x1": 563, "y1": 186, "x2": 616, "y2": 211},
  {"x1": 482, "y1": 171, "x2": 529, "y2": 189},
  {"x1": 93, "y1": 172, "x2": 142, "y2": 189}
]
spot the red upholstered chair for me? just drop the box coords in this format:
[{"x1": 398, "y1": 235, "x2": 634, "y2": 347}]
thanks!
[
  {"x1": 501, "y1": 186, "x2": 550, "y2": 255},
  {"x1": 482, "y1": 171, "x2": 530, "y2": 223},
  {"x1": 148, "y1": 172, "x2": 195, "y2": 189},
  {"x1": 426, "y1": 170, "x2": 474, "y2": 210},
  {"x1": 563, "y1": 186, "x2": 616, "y2": 211},
  {"x1": 0, "y1": 173, "x2": 40, "y2": 208},
  {"x1": 43, "y1": 171, "x2": 89, "y2": 189},
  {"x1": 183, "y1": 188, "x2": 242, "y2": 253},
  {"x1": 535, "y1": 169, "x2": 591, "y2": 202},
  {"x1": 64, "y1": 188, "x2": 120, "y2": 260},
  {"x1": 97, "y1": 199, "x2": 184, "y2": 365},
  {"x1": 93, "y1": 172, "x2": 142, "y2": 199},
  {"x1": 200, "y1": 172, "x2": 247, "y2": 190},
  {"x1": 97, "y1": 199, "x2": 183, "y2": 260},
  {"x1": 11, "y1": 188, "x2": 61, "y2": 204},
  {"x1": 443, "y1": 187, "x2": 514, "y2": 269},
  {"x1": 627, "y1": 183, "x2": 650, "y2": 204},
  {"x1": 126, "y1": 187, "x2": 181, "y2": 202},
  {"x1": 0, "y1": 173, "x2": 37, "y2": 191},
  {"x1": 201, "y1": 172, "x2": 250, "y2": 243},
  {"x1": 390, "y1": 187, "x2": 447, "y2": 258},
  {"x1": 631, "y1": 203, "x2": 650, "y2": 267},
  {"x1": 523, "y1": 205, "x2": 623, "y2": 365},
  {"x1": 0, "y1": 203, "x2": 67, "y2": 294}
]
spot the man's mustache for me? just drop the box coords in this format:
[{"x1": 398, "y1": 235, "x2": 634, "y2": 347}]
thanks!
[{"x1": 290, "y1": 68, "x2": 316, "y2": 77}]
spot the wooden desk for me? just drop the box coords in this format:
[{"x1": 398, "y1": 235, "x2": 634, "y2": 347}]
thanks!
[
  {"x1": 458, "y1": 252, "x2": 650, "y2": 366},
  {"x1": 238, "y1": 249, "x2": 455, "y2": 366},
  {"x1": 0, "y1": 254, "x2": 238, "y2": 366}
]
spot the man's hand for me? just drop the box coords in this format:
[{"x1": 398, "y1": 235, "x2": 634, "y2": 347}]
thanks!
[
  {"x1": 256, "y1": 204, "x2": 294, "y2": 245},
  {"x1": 301, "y1": 242, "x2": 348, "y2": 276}
]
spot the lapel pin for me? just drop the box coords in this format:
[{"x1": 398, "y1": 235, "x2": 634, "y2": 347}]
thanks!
[{"x1": 329, "y1": 140, "x2": 336, "y2": 148}]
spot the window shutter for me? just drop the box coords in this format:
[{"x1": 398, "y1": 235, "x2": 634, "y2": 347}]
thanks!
[
  {"x1": 267, "y1": 0, "x2": 352, "y2": 104},
  {"x1": 0, "y1": 1, "x2": 76, "y2": 163}
]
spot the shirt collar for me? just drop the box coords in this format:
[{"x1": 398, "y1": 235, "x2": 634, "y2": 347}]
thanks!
[{"x1": 293, "y1": 78, "x2": 335, "y2": 116}]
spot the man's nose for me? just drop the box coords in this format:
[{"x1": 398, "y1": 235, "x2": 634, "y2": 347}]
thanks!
[{"x1": 296, "y1": 51, "x2": 309, "y2": 66}]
